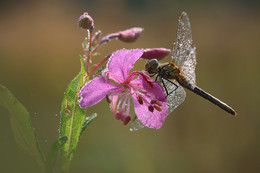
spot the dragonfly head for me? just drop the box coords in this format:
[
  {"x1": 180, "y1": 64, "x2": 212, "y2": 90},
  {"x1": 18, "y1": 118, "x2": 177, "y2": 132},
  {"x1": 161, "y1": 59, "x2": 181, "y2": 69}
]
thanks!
[{"x1": 145, "y1": 59, "x2": 159, "y2": 75}]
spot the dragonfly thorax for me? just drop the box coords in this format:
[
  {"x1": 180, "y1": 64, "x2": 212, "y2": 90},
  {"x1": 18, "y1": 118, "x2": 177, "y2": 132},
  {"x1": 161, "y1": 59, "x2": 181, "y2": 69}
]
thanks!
[
  {"x1": 145, "y1": 59, "x2": 187, "y2": 85},
  {"x1": 158, "y1": 62, "x2": 183, "y2": 81}
]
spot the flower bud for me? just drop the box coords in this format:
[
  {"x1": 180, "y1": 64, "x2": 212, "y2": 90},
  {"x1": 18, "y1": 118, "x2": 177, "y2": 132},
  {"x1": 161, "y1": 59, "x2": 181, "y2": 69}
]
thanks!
[
  {"x1": 118, "y1": 27, "x2": 143, "y2": 42},
  {"x1": 141, "y1": 48, "x2": 171, "y2": 60},
  {"x1": 77, "y1": 12, "x2": 94, "y2": 32},
  {"x1": 93, "y1": 30, "x2": 102, "y2": 42}
]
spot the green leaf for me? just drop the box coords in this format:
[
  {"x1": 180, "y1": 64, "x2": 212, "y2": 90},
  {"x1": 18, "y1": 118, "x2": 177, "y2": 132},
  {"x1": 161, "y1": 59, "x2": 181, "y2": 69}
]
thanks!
[
  {"x1": 45, "y1": 136, "x2": 67, "y2": 173},
  {"x1": 0, "y1": 84, "x2": 45, "y2": 169},
  {"x1": 79, "y1": 113, "x2": 97, "y2": 137},
  {"x1": 59, "y1": 56, "x2": 88, "y2": 172}
]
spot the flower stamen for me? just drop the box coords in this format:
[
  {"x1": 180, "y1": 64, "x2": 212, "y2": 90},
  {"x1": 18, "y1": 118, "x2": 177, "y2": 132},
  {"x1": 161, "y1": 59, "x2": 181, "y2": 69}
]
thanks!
[
  {"x1": 137, "y1": 95, "x2": 143, "y2": 105},
  {"x1": 150, "y1": 99, "x2": 163, "y2": 106},
  {"x1": 148, "y1": 105, "x2": 154, "y2": 112},
  {"x1": 115, "y1": 109, "x2": 122, "y2": 120},
  {"x1": 123, "y1": 116, "x2": 131, "y2": 125},
  {"x1": 153, "y1": 105, "x2": 162, "y2": 112}
]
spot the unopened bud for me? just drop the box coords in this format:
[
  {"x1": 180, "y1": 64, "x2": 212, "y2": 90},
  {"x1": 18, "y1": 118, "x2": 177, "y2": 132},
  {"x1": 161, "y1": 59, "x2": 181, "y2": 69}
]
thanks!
[
  {"x1": 141, "y1": 48, "x2": 170, "y2": 60},
  {"x1": 93, "y1": 30, "x2": 102, "y2": 42},
  {"x1": 118, "y1": 27, "x2": 143, "y2": 42},
  {"x1": 78, "y1": 12, "x2": 94, "y2": 32}
]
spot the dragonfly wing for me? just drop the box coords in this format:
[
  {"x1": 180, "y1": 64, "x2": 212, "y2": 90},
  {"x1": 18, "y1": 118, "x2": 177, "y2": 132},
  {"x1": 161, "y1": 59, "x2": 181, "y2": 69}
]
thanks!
[
  {"x1": 181, "y1": 46, "x2": 196, "y2": 86},
  {"x1": 164, "y1": 79, "x2": 186, "y2": 114},
  {"x1": 130, "y1": 116, "x2": 145, "y2": 131},
  {"x1": 172, "y1": 11, "x2": 197, "y2": 86}
]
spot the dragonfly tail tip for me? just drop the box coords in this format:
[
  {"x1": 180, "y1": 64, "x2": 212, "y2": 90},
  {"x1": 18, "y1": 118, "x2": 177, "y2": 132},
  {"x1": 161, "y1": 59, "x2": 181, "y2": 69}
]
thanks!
[{"x1": 232, "y1": 111, "x2": 238, "y2": 116}]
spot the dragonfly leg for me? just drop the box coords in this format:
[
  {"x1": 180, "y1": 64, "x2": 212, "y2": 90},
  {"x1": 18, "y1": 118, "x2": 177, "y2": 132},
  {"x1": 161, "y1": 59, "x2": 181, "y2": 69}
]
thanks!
[
  {"x1": 162, "y1": 78, "x2": 179, "y2": 96},
  {"x1": 164, "y1": 78, "x2": 178, "y2": 91},
  {"x1": 150, "y1": 73, "x2": 157, "y2": 78},
  {"x1": 155, "y1": 74, "x2": 159, "y2": 82},
  {"x1": 158, "y1": 76, "x2": 169, "y2": 96},
  {"x1": 154, "y1": 75, "x2": 178, "y2": 98}
]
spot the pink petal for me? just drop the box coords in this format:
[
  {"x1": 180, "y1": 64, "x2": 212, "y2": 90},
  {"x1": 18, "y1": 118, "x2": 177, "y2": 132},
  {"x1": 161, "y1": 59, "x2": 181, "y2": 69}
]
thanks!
[
  {"x1": 131, "y1": 72, "x2": 168, "y2": 129},
  {"x1": 79, "y1": 76, "x2": 121, "y2": 108},
  {"x1": 132, "y1": 92, "x2": 168, "y2": 129},
  {"x1": 107, "y1": 49, "x2": 143, "y2": 81}
]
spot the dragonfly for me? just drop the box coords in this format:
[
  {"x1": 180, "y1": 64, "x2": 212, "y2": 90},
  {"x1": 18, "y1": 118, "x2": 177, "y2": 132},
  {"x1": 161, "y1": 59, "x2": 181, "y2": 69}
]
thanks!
[
  {"x1": 146, "y1": 11, "x2": 237, "y2": 116},
  {"x1": 130, "y1": 11, "x2": 237, "y2": 131}
]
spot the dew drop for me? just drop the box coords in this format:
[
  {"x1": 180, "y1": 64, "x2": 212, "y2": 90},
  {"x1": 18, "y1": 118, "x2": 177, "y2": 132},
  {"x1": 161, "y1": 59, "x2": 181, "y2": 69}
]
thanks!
[{"x1": 85, "y1": 116, "x2": 90, "y2": 121}]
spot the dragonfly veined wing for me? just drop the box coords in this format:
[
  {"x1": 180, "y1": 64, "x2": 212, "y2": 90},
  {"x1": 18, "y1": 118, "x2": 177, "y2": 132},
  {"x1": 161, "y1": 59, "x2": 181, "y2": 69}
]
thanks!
[
  {"x1": 172, "y1": 11, "x2": 197, "y2": 86},
  {"x1": 130, "y1": 116, "x2": 145, "y2": 131},
  {"x1": 164, "y1": 79, "x2": 186, "y2": 114}
]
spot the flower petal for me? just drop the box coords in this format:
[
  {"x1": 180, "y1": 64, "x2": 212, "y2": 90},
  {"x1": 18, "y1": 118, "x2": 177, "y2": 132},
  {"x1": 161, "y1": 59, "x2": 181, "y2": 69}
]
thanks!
[
  {"x1": 132, "y1": 92, "x2": 168, "y2": 129},
  {"x1": 107, "y1": 49, "x2": 143, "y2": 81},
  {"x1": 131, "y1": 71, "x2": 167, "y2": 101},
  {"x1": 131, "y1": 72, "x2": 168, "y2": 129},
  {"x1": 79, "y1": 76, "x2": 121, "y2": 108}
]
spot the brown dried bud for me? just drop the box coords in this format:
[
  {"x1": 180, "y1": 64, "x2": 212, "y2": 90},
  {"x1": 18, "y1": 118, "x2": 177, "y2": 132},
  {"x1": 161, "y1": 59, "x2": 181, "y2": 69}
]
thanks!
[{"x1": 78, "y1": 12, "x2": 94, "y2": 32}]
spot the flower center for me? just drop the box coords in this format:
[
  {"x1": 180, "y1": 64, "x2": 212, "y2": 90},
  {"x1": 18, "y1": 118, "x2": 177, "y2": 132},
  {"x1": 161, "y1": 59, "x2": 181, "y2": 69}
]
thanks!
[
  {"x1": 108, "y1": 87, "x2": 132, "y2": 126},
  {"x1": 134, "y1": 87, "x2": 163, "y2": 113}
]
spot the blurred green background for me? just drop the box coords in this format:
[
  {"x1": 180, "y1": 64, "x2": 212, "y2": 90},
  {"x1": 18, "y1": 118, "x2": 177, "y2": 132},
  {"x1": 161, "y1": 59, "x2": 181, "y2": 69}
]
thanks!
[{"x1": 0, "y1": 0, "x2": 259, "y2": 172}]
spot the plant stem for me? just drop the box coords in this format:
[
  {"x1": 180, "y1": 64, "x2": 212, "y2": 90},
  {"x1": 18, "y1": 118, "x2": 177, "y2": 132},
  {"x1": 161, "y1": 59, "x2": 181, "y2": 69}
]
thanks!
[{"x1": 88, "y1": 54, "x2": 111, "y2": 75}]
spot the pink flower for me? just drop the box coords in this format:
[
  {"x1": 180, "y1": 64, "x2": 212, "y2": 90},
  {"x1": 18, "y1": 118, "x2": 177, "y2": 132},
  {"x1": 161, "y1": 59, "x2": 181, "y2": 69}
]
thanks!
[{"x1": 79, "y1": 49, "x2": 168, "y2": 129}]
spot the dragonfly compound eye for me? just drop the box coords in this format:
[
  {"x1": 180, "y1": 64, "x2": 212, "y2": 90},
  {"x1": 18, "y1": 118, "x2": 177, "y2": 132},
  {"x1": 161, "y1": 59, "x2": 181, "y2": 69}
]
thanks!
[
  {"x1": 145, "y1": 59, "x2": 159, "y2": 74},
  {"x1": 147, "y1": 59, "x2": 159, "y2": 69}
]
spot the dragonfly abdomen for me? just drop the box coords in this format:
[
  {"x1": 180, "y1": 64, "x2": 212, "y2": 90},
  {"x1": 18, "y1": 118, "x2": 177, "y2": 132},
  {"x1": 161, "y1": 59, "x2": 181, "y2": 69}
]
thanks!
[{"x1": 190, "y1": 86, "x2": 237, "y2": 116}]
